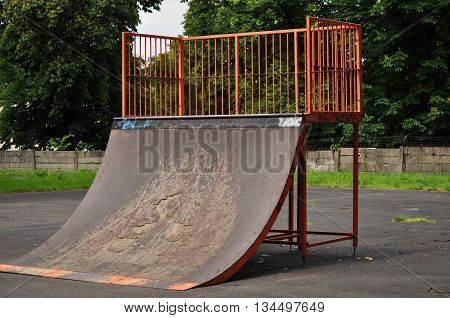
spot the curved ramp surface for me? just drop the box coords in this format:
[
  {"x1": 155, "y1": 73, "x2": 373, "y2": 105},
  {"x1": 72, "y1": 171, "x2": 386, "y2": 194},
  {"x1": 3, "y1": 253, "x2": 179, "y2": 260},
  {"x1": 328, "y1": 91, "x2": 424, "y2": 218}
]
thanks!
[{"x1": 0, "y1": 116, "x2": 302, "y2": 290}]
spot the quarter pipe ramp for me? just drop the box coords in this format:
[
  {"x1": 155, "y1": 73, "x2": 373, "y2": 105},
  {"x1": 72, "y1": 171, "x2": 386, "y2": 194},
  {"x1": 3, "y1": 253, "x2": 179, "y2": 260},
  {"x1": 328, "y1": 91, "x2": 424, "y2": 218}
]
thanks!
[{"x1": 0, "y1": 116, "x2": 303, "y2": 290}]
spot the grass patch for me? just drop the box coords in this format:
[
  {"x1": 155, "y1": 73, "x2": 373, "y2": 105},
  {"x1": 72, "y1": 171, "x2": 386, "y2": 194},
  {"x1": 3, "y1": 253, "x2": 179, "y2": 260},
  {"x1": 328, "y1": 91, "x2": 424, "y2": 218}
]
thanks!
[
  {"x1": 392, "y1": 215, "x2": 436, "y2": 223},
  {"x1": 0, "y1": 169, "x2": 448, "y2": 194},
  {"x1": 0, "y1": 169, "x2": 96, "y2": 193},
  {"x1": 305, "y1": 171, "x2": 450, "y2": 192}
]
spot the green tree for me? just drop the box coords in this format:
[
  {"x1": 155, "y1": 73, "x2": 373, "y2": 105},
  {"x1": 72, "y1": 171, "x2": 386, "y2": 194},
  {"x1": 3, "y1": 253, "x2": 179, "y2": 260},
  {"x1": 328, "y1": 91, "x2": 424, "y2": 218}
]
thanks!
[
  {"x1": 182, "y1": 0, "x2": 450, "y2": 146},
  {"x1": 182, "y1": 0, "x2": 314, "y2": 35},
  {"x1": 0, "y1": 0, "x2": 162, "y2": 150},
  {"x1": 321, "y1": 0, "x2": 450, "y2": 145}
]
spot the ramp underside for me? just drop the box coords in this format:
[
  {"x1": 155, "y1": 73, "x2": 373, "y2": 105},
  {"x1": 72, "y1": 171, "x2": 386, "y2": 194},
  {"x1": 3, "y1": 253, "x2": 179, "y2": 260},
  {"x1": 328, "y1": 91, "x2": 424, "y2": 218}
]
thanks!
[{"x1": 1, "y1": 116, "x2": 302, "y2": 290}]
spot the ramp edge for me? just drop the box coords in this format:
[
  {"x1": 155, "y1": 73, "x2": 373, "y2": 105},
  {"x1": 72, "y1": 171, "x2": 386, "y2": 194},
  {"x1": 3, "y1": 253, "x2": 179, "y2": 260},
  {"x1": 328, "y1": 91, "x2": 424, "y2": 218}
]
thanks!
[{"x1": 0, "y1": 264, "x2": 199, "y2": 290}]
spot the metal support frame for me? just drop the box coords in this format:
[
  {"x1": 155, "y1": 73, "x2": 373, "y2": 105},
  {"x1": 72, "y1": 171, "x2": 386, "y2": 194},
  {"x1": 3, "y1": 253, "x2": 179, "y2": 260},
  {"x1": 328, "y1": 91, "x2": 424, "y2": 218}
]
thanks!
[
  {"x1": 264, "y1": 122, "x2": 360, "y2": 260},
  {"x1": 120, "y1": 16, "x2": 363, "y2": 263}
]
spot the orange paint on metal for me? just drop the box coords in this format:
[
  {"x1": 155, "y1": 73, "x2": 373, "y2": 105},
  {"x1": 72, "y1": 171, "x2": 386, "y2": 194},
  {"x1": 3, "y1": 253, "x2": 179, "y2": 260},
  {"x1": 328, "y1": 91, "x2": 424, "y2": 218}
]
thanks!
[
  {"x1": 40, "y1": 269, "x2": 73, "y2": 278},
  {"x1": 0, "y1": 264, "x2": 44, "y2": 275},
  {"x1": 167, "y1": 283, "x2": 199, "y2": 291},
  {"x1": 102, "y1": 276, "x2": 151, "y2": 286},
  {"x1": 0, "y1": 264, "x2": 25, "y2": 273}
]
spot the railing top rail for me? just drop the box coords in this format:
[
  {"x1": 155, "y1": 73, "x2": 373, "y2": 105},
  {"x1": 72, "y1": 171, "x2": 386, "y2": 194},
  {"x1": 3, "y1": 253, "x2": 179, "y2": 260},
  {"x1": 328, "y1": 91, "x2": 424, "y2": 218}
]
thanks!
[
  {"x1": 183, "y1": 28, "x2": 306, "y2": 41},
  {"x1": 308, "y1": 17, "x2": 361, "y2": 27},
  {"x1": 122, "y1": 32, "x2": 181, "y2": 41},
  {"x1": 123, "y1": 17, "x2": 361, "y2": 42}
]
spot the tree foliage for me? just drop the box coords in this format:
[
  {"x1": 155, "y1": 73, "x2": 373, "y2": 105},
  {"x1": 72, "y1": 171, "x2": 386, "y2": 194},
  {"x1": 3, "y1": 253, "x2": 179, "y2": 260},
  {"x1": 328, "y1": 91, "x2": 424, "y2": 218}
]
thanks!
[
  {"x1": 182, "y1": 0, "x2": 450, "y2": 146},
  {"x1": 0, "y1": 0, "x2": 162, "y2": 149},
  {"x1": 0, "y1": 0, "x2": 448, "y2": 149}
]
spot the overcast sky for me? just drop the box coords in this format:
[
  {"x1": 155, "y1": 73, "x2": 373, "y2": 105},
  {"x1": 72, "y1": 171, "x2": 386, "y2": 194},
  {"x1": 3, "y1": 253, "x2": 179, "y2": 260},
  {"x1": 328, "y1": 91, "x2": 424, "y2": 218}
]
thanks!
[{"x1": 137, "y1": 0, "x2": 188, "y2": 36}]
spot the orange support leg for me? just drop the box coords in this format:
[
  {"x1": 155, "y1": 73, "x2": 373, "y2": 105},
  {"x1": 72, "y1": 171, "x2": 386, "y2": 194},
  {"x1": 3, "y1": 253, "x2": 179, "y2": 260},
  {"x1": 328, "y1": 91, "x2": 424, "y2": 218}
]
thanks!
[
  {"x1": 352, "y1": 123, "x2": 359, "y2": 255},
  {"x1": 297, "y1": 124, "x2": 307, "y2": 263}
]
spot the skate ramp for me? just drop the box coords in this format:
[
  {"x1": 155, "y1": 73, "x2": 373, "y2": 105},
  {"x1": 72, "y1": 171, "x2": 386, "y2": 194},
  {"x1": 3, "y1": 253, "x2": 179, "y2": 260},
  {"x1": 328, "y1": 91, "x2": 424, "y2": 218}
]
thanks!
[{"x1": 0, "y1": 116, "x2": 302, "y2": 290}]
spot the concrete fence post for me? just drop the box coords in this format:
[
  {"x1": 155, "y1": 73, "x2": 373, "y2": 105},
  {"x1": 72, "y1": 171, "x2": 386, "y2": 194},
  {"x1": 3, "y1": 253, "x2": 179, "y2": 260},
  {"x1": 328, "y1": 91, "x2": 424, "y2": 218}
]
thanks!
[
  {"x1": 30, "y1": 149, "x2": 36, "y2": 169},
  {"x1": 337, "y1": 148, "x2": 342, "y2": 171},
  {"x1": 399, "y1": 146, "x2": 405, "y2": 173},
  {"x1": 332, "y1": 150, "x2": 339, "y2": 172},
  {"x1": 74, "y1": 150, "x2": 79, "y2": 170}
]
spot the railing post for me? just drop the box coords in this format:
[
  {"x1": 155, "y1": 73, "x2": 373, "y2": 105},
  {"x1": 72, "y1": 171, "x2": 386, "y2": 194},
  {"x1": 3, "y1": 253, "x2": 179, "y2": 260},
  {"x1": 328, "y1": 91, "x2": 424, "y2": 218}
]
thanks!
[
  {"x1": 294, "y1": 31, "x2": 299, "y2": 113},
  {"x1": 235, "y1": 36, "x2": 240, "y2": 115},
  {"x1": 178, "y1": 39, "x2": 185, "y2": 116},
  {"x1": 305, "y1": 17, "x2": 311, "y2": 114},
  {"x1": 356, "y1": 25, "x2": 363, "y2": 113},
  {"x1": 121, "y1": 32, "x2": 127, "y2": 118}
]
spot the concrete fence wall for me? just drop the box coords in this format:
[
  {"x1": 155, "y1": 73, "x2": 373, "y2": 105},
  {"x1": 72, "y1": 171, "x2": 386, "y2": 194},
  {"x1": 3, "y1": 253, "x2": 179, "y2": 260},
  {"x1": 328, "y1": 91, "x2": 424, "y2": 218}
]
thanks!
[
  {"x1": 307, "y1": 147, "x2": 450, "y2": 173},
  {"x1": 0, "y1": 147, "x2": 449, "y2": 173},
  {"x1": 0, "y1": 150, "x2": 105, "y2": 170}
]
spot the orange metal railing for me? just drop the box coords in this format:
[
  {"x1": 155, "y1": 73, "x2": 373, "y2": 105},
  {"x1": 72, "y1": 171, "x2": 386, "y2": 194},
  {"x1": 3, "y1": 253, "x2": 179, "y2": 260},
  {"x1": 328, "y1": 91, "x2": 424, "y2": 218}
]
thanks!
[
  {"x1": 305, "y1": 17, "x2": 363, "y2": 115},
  {"x1": 121, "y1": 17, "x2": 362, "y2": 121}
]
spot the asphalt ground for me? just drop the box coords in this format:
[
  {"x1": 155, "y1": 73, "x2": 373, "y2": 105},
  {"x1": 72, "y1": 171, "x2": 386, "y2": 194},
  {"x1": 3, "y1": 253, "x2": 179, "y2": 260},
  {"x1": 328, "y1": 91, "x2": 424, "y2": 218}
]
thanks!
[{"x1": 0, "y1": 188, "x2": 448, "y2": 297}]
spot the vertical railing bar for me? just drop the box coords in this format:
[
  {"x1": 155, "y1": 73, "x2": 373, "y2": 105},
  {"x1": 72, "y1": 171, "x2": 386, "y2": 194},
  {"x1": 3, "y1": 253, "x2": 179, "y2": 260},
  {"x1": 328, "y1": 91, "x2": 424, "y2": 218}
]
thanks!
[
  {"x1": 235, "y1": 36, "x2": 240, "y2": 114},
  {"x1": 294, "y1": 31, "x2": 299, "y2": 113},
  {"x1": 340, "y1": 25, "x2": 345, "y2": 112},
  {"x1": 343, "y1": 25, "x2": 346, "y2": 112},
  {"x1": 343, "y1": 27, "x2": 347, "y2": 112},
  {"x1": 311, "y1": 23, "x2": 316, "y2": 113},
  {"x1": 159, "y1": 38, "x2": 162, "y2": 116},
  {"x1": 128, "y1": 35, "x2": 131, "y2": 117},
  {"x1": 162, "y1": 38, "x2": 165, "y2": 116},
  {"x1": 154, "y1": 38, "x2": 157, "y2": 116},
  {"x1": 251, "y1": 37, "x2": 254, "y2": 114},
  {"x1": 175, "y1": 39, "x2": 178, "y2": 115},
  {"x1": 227, "y1": 38, "x2": 231, "y2": 115},
  {"x1": 330, "y1": 25, "x2": 334, "y2": 112},
  {"x1": 153, "y1": 37, "x2": 156, "y2": 116},
  {"x1": 286, "y1": 33, "x2": 290, "y2": 112},
  {"x1": 303, "y1": 32, "x2": 306, "y2": 113},
  {"x1": 258, "y1": 35, "x2": 261, "y2": 114},
  {"x1": 148, "y1": 37, "x2": 153, "y2": 116},
  {"x1": 244, "y1": 37, "x2": 247, "y2": 114},
  {"x1": 121, "y1": 33, "x2": 127, "y2": 117},
  {"x1": 321, "y1": 23, "x2": 325, "y2": 112},
  {"x1": 139, "y1": 36, "x2": 142, "y2": 116},
  {"x1": 173, "y1": 40, "x2": 176, "y2": 115},
  {"x1": 214, "y1": 39, "x2": 218, "y2": 115},
  {"x1": 272, "y1": 34, "x2": 275, "y2": 113},
  {"x1": 173, "y1": 39, "x2": 176, "y2": 116},
  {"x1": 194, "y1": 40, "x2": 198, "y2": 115},
  {"x1": 188, "y1": 41, "x2": 191, "y2": 115},
  {"x1": 316, "y1": 24, "x2": 322, "y2": 111},
  {"x1": 334, "y1": 24, "x2": 338, "y2": 112},
  {"x1": 306, "y1": 17, "x2": 310, "y2": 114},
  {"x1": 168, "y1": 39, "x2": 172, "y2": 116},
  {"x1": 201, "y1": 40, "x2": 204, "y2": 115},
  {"x1": 348, "y1": 29, "x2": 352, "y2": 112},
  {"x1": 279, "y1": 34, "x2": 282, "y2": 113},
  {"x1": 164, "y1": 38, "x2": 167, "y2": 116},
  {"x1": 346, "y1": 27, "x2": 350, "y2": 112},
  {"x1": 144, "y1": 37, "x2": 147, "y2": 116},
  {"x1": 133, "y1": 36, "x2": 137, "y2": 116},
  {"x1": 208, "y1": 39, "x2": 211, "y2": 115},
  {"x1": 265, "y1": 35, "x2": 268, "y2": 113},
  {"x1": 326, "y1": 24, "x2": 330, "y2": 112},
  {"x1": 221, "y1": 38, "x2": 224, "y2": 115}
]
